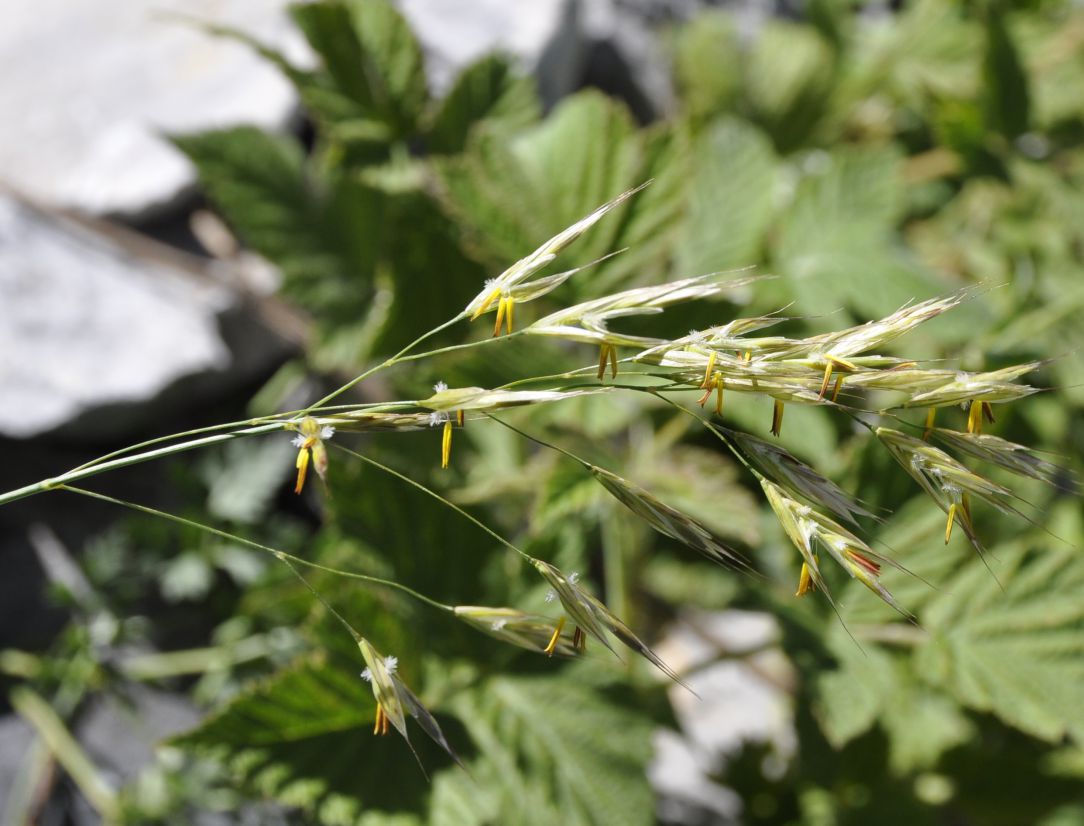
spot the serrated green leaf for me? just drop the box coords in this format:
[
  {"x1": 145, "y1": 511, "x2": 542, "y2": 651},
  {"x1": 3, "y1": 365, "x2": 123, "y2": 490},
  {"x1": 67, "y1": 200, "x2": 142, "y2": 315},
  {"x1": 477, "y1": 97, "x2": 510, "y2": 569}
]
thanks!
[
  {"x1": 290, "y1": 0, "x2": 427, "y2": 139},
  {"x1": 434, "y1": 92, "x2": 676, "y2": 294},
  {"x1": 817, "y1": 632, "x2": 972, "y2": 774},
  {"x1": 431, "y1": 674, "x2": 655, "y2": 826},
  {"x1": 427, "y1": 54, "x2": 540, "y2": 154},
  {"x1": 171, "y1": 127, "x2": 382, "y2": 288},
  {"x1": 675, "y1": 117, "x2": 778, "y2": 275},
  {"x1": 744, "y1": 21, "x2": 836, "y2": 152},
  {"x1": 916, "y1": 543, "x2": 1084, "y2": 745},
  {"x1": 673, "y1": 12, "x2": 742, "y2": 122},
  {"x1": 774, "y1": 144, "x2": 949, "y2": 322},
  {"x1": 172, "y1": 653, "x2": 436, "y2": 823}
]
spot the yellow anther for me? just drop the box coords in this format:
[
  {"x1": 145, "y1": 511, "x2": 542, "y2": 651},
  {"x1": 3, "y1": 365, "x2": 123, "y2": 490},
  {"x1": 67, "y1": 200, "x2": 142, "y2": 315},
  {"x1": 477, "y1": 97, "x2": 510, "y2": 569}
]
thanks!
[
  {"x1": 597, "y1": 344, "x2": 611, "y2": 380},
  {"x1": 441, "y1": 420, "x2": 453, "y2": 469},
  {"x1": 967, "y1": 400, "x2": 983, "y2": 434},
  {"x1": 572, "y1": 626, "x2": 586, "y2": 653},
  {"x1": 818, "y1": 363, "x2": 834, "y2": 399},
  {"x1": 820, "y1": 356, "x2": 855, "y2": 399},
  {"x1": 295, "y1": 441, "x2": 313, "y2": 494},
  {"x1": 493, "y1": 297, "x2": 506, "y2": 337},
  {"x1": 743, "y1": 351, "x2": 752, "y2": 362},
  {"x1": 597, "y1": 344, "x2": 618, "y2": 380},
  {"x1": 506, "y1": 298, "x2": 515, "y2": 334},
  {"x1": 544, "y1": 616, "x2": 567, "y2": 657},
  {"x1": 456, "y1": 408, "x2": 465, "y2": 427},
  {"x1": 795, "y1": 562, "x2": 816, "y2": 596},
  {"x1": 831, "y1": 374, "x2": 844, "y2": 402},
  {"x1": 471, "y1": 286, "x2": 501, "y2": 320},
  {"x1": 771, "y1": 400, "x2": 785, "y2": 437},
  {"x1": 945, "y1": 503, "x2": 957, "y2": 544},
  {"x1": 373, "y1": 704, "x2": 389, "y2": 736},
  {"x1": 982, "y1": 402, "x2": 995, "y2": 425},
  {"x1": 923, "y1": 407, "x2": 937, "y2": 441},
  {"x1": 701, "y1": 351, "x2": 717, "y2": 389},
  {"x1": 715, "y1": 376, "x2": 725, "y2": 416}
]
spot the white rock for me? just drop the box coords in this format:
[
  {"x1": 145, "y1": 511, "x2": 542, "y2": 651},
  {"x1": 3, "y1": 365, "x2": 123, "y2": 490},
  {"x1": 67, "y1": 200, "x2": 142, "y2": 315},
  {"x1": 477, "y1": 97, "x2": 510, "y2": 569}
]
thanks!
[
  {"x1": 0, "y1": 0, "x2": 306, "y2": 219},
  {"x1": 0, "y1": 192, "x2": 284, "y2": 439},
  {"x1": 395, "y1": 0, "x2": 583, "y2": 103}
]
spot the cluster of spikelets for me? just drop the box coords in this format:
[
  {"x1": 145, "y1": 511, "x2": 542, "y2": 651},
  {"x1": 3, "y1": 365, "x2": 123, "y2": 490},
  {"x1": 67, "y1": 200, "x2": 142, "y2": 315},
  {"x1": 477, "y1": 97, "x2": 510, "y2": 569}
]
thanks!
[{"x1": 279, "y1": 183, "x2": 1066, "y2": 766}]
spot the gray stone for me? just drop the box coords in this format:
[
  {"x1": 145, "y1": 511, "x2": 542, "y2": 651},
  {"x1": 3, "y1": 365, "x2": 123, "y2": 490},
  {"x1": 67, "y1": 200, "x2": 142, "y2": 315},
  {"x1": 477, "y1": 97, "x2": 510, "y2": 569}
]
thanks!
[
  {"x1": 649, "y1": 610, "x2": 796, "y2": 824},
  {"x1": 0, "y1": 191, "x2": 293, "y2": 440},
  {"x1": 0, "y1": 0, "x2": 306, "y2": 220}
]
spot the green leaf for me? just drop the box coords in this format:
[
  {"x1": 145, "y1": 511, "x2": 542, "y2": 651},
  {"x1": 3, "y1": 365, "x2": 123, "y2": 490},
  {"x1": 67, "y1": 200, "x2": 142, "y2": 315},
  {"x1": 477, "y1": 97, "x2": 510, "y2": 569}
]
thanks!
[
  {"x1": 982, "y1": 4, "x2": 1030, "y2": 139},
  {"x1": 171, "y1": 127, "x2": 382, "y2": 286},
  {"x1": 673, "y1": 12, "x2": 742, "y2": 122},
  {"x1": 427, "y1": 54, "x2": 540, "y2": 154},
  {"x1": 743, "y1": 21, "x2": 836, "y2": 153},
  {"x1": 172, "y1": 652, "x2": 436, "y2": 823},
  {"x1": 816, "y1": 632, "x2": 973, "y2": 774},
  {"x1": 675, "y1": 117, "x2": 778, "y2": 275},
  {"x1": 434, "y1": 92, "x2": 677, "y2": 293},
  {"x1": 916, "y1": 543, "x2": 1084, "y2": 745},
  {"x1": 290, "y1": 0, "x2": 428, "y2": 138},
  {"x1": 774, "y1": 145, "x2": 947, "y2": 322},
  {"x1": 430, "y1": 674, "x2": 655, "y2": 826}
]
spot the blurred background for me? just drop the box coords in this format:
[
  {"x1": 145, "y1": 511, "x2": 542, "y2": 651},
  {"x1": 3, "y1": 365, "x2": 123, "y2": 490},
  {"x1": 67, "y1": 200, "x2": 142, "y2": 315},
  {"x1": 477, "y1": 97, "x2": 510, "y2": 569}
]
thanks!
[{"x1": 2, "y1": 0, "x2": 1083, "y2": 823}]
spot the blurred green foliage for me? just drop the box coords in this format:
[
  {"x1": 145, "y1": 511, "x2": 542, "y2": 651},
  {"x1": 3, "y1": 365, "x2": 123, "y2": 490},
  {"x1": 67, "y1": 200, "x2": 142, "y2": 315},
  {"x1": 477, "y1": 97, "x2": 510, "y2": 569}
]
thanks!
[{"x1": 7, "y1": 0, "x2": 1084, "y2": 823}]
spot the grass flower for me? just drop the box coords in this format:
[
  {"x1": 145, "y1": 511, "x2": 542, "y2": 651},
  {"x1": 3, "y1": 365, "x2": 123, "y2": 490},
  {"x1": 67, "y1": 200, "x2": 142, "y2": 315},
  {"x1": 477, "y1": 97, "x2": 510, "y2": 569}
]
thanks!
[
  {"x1": 589, "y1": 465, "x2": 749, "y2": 571},
  {"x1": 464, "y1": 184, "x2": 650, "y2": 333},
  {"x1": 530, "y1": 559, "x2": 692, "y2": 690},
  {"x1": 289, "y1": 416, "x2": 334, "y2": 494},
  {"x1": 728, "y1": 429, "x2": 877, "y2": 525},
  {"x1": 876, "y1": 427, "x2": 1027, "y2": 553},
  {"x1": 357, "y1": 639, "x2": 462, "y2": 771},
  {"x1": 931, "y1": 428, "x2": 1074, "y2": 490},
  {"x1": 526, "y1": 271, "x2": 763, "y2": 378},
  {"x1": 761, "y1": 480, "x2": 905, "y2": 613},
  {"x1": 453, "y1": 605, "x2": 582, "y2": 656}
]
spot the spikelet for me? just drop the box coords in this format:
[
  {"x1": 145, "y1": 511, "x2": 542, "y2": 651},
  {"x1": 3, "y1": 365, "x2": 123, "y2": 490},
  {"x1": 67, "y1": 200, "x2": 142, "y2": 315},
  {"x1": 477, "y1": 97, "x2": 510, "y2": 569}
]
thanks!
[
  {"x1": 531, "y1": 559, "x2": 693, "y2": 691},
  {"x1": 760, "y1": 480, "x2": 905, "y2": 613},
  {"x1": 453, "y1": 605, "x2": 582, "y2": 657},
  {"x1": 464, "y1": 184, "x2": 650, "y2": 323}
]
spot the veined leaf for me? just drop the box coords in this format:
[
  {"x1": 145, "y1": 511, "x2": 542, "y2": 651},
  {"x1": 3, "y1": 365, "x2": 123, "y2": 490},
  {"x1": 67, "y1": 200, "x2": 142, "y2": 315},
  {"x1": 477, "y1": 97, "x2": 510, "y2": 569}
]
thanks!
[
  {"x1": 171, "y1": 653, "x2": 436, "y2": 823},
  {"x1": 427, "y1": 54, "x2": 540, "y2": 154},
  {"x1": 290, "y1": 0, "x2": 427, "y2": 138},
  {"x1": 172, "y1": 127, "x2": 382, "y2": 291},
  {"x1": 430, "y1": 674, "x2": 655, "y2": 826},
  {"x1": 675, "y1": 117, "x2": 778, "y2": 275},
  {"x1": 916, "y1": 543, "x2": 1084, "y2": 745},
  {"x1": 434, "y1": 92, "x2": 679, "y2": 293}
]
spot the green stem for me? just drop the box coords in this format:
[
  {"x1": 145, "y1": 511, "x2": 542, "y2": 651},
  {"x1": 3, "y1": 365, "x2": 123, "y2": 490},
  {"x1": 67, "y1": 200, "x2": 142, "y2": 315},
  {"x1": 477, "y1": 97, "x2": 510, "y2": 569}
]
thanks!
[
  {"x1": 307, "y1": 315, "x2": 466, "y2": 410},
  {"x1": 0, "y1": 423, "x2": 283, "y2": 509},
  {"x1": 68, "y1": 401, "x2": 393, "y2": 474},
  {"x1": 58, "y1": 486, "x2": 452, "y2": 613},
  {"x1": 10, "y1": 687, "x2": 120, "y2": 822},
  {"x1": 332, "y1": 444, "x2": 534, "y2": 563}
]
